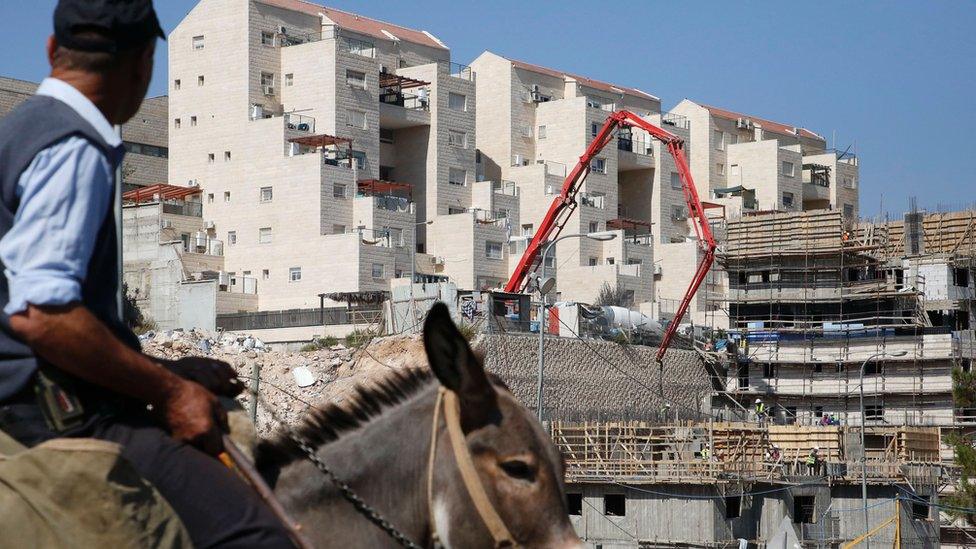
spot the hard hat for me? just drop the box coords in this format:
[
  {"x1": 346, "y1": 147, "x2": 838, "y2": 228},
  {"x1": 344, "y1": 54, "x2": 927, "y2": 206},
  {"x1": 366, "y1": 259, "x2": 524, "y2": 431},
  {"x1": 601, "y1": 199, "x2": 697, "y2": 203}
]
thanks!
[
  {"x1": 755, "y1": 398, "x2": 762, "y2": 403},
  {"x1": 814, "y1": 446, "x2": 820, "y2": 450}
]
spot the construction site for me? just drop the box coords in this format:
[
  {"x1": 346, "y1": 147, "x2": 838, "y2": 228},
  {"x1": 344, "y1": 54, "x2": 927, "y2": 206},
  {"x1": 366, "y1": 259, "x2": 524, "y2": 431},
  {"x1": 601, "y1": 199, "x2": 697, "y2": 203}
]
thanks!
[{"x1": 2, "y1": 0, "x2": 973, "y2": 547}]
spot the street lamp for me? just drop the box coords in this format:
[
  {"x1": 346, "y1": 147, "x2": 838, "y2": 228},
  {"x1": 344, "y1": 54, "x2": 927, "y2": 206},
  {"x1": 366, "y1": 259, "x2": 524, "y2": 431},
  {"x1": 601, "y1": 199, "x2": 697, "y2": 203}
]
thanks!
[
  {"x1": 858, "y1": 349, "x2": 907, "y2": 548},
  {"x1": 408, "y1": 220, "x2": 433, "y2": 332},
  {"x1": 536, "y1": 232, "x2": 618, "y2": 422}
]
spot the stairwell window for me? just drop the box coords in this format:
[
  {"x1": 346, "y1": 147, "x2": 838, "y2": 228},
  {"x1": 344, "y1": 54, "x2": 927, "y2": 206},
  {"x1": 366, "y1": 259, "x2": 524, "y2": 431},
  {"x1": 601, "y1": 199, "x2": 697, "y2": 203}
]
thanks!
[
  {"x1": 371, "y1": 263, "x2": 385, "y2": 278},
  {"x1": 716, "y1": 163, "x2": 725, "y2": 175},
  {"x1": 590, "y1": 158, "x2": 607, "y2": 174},
  {"x1": 346, "y1": 69, "x2": 366, "y2": 89},
  {"x1": 261, "y1": 31, "x2": 275, "y2": 46},
  {"x1": 714, "y1": 130, "x2": 725, "y2": 151},
  {"x1": 208, "y1": 153, "x2": 215, "y2": 164},
  {"x1": 781, "y1": 160, "x2": 795, "y2": 177},
  {"x1": 285, "y1": 73, "x2": 293, "y2": 87},
  {"x1": 262, "y1": 270, "x2": 270, "y2": 280},
  {"x1": 334, "y1": 184, "x2": 347, "y2": 199},
  {"x1": 174, "y1": 118, "x2": 181, "y2": 129},
  {"x1": 537, "y1": 125, "x2": 547, "y2": 139},
  {"x1": 782, "y1": 192, "x2": 795, "y2": 209},
  {"x1": 449, "y1": 167, "x2": 466, "y2": 186},
  {"x1": 190, "y1": 116, "x2": 197, "y2": 127},
  {"x1": 603, "y1": 494, "x2": 626, "y2": 517},
  {"x1": 448, "y1": 92, "x2": 467, "y2": 111},
  {"x1": 346, "y1": 109, "x2": 367, "y2": 129},
  {"x1": 174, "y1": 79, "x2": 181, "y2": 90},
  {"x1": 448, "y1": 130, "x2": 467, "y2": 148},
  {"x1": 259, "y1": 227, "x2": 273, "y2": 244},
  {"x1": 843, "y1": 176, "x2": 856, "y2": 189},
  {"x1": 670, "y1": 171, "x2": 681, "y2": 189},
  {"x1": 192, "y1": 35, "x2": 204, "y2": 50},
  {"x1": 260, "y1": 186, "x2": 273, "y2": 202},
  {"x1": 224, "y1": 151, "x2": 231, "y2": 161},
  {"x1": 207, "y1": 193, "x2": 214, "y2": 203},
  {"x1": 223, "y1": 191, "x2": 231, "y2": 202},
  {"x1": 289, "y1": 267, "x2": 302, "y2": 282},
  {"x1": 198, "y1": 75, "x2": 204, "y2": 86},
  {"x1": 227, "y1": 231, "x2": 237, "y2": 245},
  {"x1": 485, "y1": 241, "x2": 503, "y2": 260}
]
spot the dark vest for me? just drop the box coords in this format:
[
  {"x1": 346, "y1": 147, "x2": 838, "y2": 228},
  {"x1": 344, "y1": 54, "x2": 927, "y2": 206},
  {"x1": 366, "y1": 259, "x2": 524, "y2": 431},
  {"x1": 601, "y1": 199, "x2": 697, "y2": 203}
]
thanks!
[{"x1": 0, "y1": 95, "x2": 140, "y2": 401}]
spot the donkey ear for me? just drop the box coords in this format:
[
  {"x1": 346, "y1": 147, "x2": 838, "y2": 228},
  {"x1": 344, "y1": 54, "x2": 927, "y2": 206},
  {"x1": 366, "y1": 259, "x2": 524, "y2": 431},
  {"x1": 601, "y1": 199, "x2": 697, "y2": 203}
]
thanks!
[{"x1": 423, "y1": 302, "x2": 492, "y2": 398}]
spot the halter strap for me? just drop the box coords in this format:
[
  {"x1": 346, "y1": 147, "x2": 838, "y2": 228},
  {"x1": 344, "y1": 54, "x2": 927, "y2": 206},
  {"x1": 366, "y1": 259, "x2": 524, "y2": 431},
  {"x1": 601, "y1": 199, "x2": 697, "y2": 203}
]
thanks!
[{"x1": 426, "y1": 388, "x2": 518, "y2": 548}]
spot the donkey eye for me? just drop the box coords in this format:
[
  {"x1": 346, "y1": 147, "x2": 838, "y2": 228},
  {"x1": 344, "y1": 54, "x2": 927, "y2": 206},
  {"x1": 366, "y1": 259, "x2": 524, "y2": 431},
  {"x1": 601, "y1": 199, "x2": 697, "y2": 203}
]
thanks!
[{"x1": 500, "y1": 460, "x2": 535, "y2": 481}]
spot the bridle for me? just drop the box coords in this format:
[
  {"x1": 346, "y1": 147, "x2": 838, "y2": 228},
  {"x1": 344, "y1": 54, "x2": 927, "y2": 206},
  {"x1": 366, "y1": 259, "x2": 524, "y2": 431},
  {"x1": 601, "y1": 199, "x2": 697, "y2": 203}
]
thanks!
[{"x1": 425, "y1": 387, "x2": 518, "y2": 548}]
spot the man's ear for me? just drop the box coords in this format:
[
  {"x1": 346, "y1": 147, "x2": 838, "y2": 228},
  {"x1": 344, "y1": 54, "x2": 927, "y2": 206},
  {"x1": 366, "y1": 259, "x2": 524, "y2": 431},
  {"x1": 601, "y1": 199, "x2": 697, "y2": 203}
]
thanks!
[{"x1": 423, "y1": 303, "x2": 497, "y2": 426}]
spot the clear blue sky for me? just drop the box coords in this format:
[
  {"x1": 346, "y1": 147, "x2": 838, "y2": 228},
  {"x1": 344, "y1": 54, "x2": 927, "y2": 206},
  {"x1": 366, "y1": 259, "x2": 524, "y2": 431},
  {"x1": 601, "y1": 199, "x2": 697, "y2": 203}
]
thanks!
[{"x1": 1, "y1": 1, "x2": 973, "y2": 217}]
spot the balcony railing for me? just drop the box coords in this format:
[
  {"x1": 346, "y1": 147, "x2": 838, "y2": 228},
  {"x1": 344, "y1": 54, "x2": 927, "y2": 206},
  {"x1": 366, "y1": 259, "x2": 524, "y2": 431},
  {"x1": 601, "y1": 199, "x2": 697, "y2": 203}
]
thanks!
[
  {"x1": 186, "y1": 236, "x2": 223, "y2": 256},
  {"x1": 372, "y1": 195, "x2": 412, "y2": 213},
  {"x1": 284, "y1": 113, "x2": 315, "y2": 133},
  {"x1": 540, "y1": 160, "x2": 567, "y2": 177},
  {"x1": 342, "y1": 36, "x2": 375, "y2": 58},
  {"x1": 578, "y1": 192, "x2": 605, "y2": 209},
  {"x1": 491, "y1": 180, "x2": 518, "y2": 196},
  {"x1": 626, "y1": 233, "x2": 654, "y2": 246},
  {"x1": 662, "y1": 112, "x2": 690, "y2": 130},
  {"x1": 162, "y1": 201, "x2": 203, "y2": 217},
  {"x1": 379, "y1": 90, "x2": 429, "y2": 111},
  {"x1": 617, "y1": 135, "x2": 653, "y2": 155},
  {"x1": 446, "y1": 61, "x2": 475, "y2": 81}
]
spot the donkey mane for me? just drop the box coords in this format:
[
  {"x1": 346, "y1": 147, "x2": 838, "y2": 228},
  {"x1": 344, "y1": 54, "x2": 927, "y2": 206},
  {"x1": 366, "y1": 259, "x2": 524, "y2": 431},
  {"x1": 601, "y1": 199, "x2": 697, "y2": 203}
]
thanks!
[{"x1": 255, "y1": 367, "x2": 434, "y2": 470}]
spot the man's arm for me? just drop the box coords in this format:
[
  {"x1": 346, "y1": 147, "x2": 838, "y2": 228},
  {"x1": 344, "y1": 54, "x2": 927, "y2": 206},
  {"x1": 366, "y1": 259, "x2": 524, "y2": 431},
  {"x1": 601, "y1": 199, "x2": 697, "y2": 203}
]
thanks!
[{"x1": 10, "y1": 303, "x2": 226, "y2": 455}]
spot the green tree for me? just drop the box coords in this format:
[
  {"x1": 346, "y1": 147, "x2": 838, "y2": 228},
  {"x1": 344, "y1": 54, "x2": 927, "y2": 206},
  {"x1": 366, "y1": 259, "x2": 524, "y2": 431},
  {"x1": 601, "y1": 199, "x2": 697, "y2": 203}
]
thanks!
[{"x1": 948, "y1": 367, "x2": 976, "y2": 524}]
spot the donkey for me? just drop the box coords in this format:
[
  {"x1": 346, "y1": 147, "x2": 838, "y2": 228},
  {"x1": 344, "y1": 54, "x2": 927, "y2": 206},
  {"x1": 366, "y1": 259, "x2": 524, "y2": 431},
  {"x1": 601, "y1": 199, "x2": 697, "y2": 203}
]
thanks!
[{"x1": 254, "y1": 302, "x2": 583, "y2": 548}]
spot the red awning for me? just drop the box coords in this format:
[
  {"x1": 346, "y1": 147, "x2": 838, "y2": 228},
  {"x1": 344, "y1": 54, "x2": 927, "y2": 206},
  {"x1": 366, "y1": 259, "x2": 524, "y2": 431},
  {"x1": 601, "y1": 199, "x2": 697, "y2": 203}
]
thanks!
[
  {"x1": 607, "y1": 217, "x2": 653, "y2": 231},
  {"x1": 287, "y1": 133, "x2": 352, "y2": 148},
  {"x1": 357, "y1": 179, "x2": 413, "y2": 197},
  {"x1": 379, "y1": 72, "x2": 430, "y2": 90},
  {"x1": 123, "y1": 183, "x2": 201, "y2": 204}
]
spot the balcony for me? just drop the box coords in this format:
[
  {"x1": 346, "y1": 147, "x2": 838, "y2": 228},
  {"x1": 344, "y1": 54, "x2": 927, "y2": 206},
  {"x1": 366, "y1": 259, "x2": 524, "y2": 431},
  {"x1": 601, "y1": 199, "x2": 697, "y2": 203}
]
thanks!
[
  {"x1": 445, "y1": 61, "x2": 475, "y2": 82},
  {"x1": 661, "y1": 112, "x2": 690, "y2": 130},
  {"x1": 379, "y1": 72, "x2": 431, "y2": 129},
  {"x1": 287, "y1": 133, "x2": 355, "y2": 167},
  {"x1": 249, "y1": 105, "x2": 316, "y2": 134},
  {"x1": 578, "y1": 192, "x2": 606, "y2": 209},
  {"x1": 492, "y1": 180, "x2": 518, "y2": 196},
  {"x1": 162, "y1": 200, "x2": 203, "y2": 217},
  {"x1": 617, "y1": 134, "x2": 655, "y2": 171}
]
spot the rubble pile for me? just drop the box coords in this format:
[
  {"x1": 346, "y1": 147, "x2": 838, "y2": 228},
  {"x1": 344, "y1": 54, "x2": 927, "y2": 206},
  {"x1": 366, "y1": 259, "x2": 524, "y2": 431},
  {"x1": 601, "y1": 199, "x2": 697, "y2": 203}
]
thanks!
[{"x1": 140, "y1": 329, "x2": 428, "y2": 437}]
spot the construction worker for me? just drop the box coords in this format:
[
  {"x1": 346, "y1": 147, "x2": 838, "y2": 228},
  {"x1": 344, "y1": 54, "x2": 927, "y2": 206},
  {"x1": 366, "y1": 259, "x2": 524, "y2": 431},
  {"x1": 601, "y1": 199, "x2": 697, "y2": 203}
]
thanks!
[
  {"x1": 806, "y1": 446, "x2": 821, "y2": 475},
  {"x1": 755, "y1": 398, "x2": 768, "y2": 426},
  {"x1": 701, "y1": 446, "x2": 711, "y2": 461},
  {"x1": 0, "y1": 1, "x2": 291, "y2": 546}
]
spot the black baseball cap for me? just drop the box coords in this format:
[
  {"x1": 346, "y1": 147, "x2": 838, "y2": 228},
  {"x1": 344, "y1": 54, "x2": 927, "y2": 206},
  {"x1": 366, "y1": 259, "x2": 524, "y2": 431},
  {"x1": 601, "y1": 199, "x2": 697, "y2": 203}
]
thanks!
[{"x1": 54, "y1": 0, "x2": 166, "y2": 53}]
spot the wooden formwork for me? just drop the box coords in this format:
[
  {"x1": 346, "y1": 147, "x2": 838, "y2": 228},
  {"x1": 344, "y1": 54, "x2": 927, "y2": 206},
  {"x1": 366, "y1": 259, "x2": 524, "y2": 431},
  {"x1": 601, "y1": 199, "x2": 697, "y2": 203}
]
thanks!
[
  {"x1": 857, "y1": 209, "x2": 976, "y2": 259},
  {"x1": 724, "y1": 210, "x2": 845, "y2": 257}
]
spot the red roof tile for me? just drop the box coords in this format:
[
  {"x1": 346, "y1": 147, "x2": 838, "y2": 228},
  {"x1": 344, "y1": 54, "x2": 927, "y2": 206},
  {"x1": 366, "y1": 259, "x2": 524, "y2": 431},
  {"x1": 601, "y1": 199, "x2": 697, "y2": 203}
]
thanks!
[
  {"x1": 508, "y1": 57, "x2": 657, "y2": 102},
  {"x1": 700, "y1": 103, "x2": 822, "y2": 141},
  {"x1": 256, "y1": 0, "x2": 446, "y2": 50}
]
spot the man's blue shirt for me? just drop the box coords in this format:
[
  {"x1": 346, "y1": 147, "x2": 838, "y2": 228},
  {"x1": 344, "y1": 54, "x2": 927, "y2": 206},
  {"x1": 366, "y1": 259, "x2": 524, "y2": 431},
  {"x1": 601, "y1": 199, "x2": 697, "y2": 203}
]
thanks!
[{"x1": 0, "y1": 77, "x2": 124, "y2": 315}]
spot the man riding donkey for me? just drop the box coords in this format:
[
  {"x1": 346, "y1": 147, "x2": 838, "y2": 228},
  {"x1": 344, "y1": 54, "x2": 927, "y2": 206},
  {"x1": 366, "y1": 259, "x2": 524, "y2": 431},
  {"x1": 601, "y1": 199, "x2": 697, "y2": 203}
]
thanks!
[{"x1": 0, "y1": 1, "x2": 292, "y2": 546}]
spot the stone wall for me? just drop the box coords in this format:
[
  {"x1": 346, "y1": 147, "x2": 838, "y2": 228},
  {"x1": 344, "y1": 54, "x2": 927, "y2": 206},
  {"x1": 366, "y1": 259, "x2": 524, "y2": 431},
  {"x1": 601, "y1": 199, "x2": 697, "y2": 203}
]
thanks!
[{"x1": 479, "y1": 334, "x2": 711, "y2": 420}]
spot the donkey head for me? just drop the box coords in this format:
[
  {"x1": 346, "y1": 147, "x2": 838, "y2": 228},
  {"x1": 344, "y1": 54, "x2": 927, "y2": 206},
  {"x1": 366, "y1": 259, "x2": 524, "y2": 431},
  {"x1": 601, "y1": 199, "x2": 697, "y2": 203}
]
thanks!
[{"x1": 423, "y1": 303, "x2": 582, "y2": 549}]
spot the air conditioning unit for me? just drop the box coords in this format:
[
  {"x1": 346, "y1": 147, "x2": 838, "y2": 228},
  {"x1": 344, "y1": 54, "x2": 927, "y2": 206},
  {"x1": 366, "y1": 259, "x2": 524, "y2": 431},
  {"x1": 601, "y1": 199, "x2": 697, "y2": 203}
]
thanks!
[
  {"x1": 431, "y1": 256, "x2": 445, "y2": 266},
  {"x1": 278, "y1": 26, "x2": 288, "y2": 34},
  {"x1": 218, "y1": 271, "x2": 231, "y2": 287},
  {"x1": 160, "y1": 220, "x2": 173, "y2": 229},
  {"x1": 263, "y1": 85, "x2": 275, "y2": 96},
  {"x1": 653, "y1": 264, "x2": 663, "y2": 276},
  {"x1": 735, "y1": 117, "x2": 752, "y2": 129},
  {"x1": 188, "y1": 179, "x2": 200, "y2": 187},
  {"x1": 204, "y1": 220, "x2": 216, "y2": 230},
  {"x1": 512, "y1": 154, "x2": 525, "y2": 167}
]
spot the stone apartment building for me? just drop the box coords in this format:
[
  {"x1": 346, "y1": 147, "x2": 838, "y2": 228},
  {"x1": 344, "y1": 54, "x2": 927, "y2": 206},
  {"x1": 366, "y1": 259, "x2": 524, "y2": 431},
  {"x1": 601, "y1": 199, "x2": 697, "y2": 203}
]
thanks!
[
  {"x1": 469, "y1": 51, "x2": 687, "y2": 308},
  {"x1": 0, "y1": 76, "x2": 169, "y2": 191},
  {"x1": 670, "y1": 99, "x2": 859, "y2": 218},
  {"x1": 168, "y1": 0, "x2": 482, "y2": 311}
]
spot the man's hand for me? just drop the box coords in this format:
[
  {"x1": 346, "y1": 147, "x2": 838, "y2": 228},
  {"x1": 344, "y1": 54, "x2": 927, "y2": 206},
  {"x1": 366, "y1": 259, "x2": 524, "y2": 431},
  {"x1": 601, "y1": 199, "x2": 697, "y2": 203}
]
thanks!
[
  {"x1": 160, "y1": 379, "x2": 228, "y2": 456},
  {"x1": 163, "y1": 357, "x2": 243, "y2": 397}
]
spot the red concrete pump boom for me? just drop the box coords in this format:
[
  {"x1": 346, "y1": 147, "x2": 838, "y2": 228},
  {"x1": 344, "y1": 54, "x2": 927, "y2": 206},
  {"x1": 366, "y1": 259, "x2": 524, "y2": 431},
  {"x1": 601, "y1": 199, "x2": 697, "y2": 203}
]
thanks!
[{"x1": 503, "y1": 110, "x2": 716, "y2": 364}]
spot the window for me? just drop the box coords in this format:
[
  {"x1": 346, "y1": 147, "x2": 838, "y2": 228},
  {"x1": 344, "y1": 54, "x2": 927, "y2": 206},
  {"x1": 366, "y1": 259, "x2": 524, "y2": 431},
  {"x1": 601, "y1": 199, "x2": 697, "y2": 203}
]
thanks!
[
  {"x1": 605, "y1": 257, "x2": 615, "y2": 265},
  {"x1": 954, "y1": 268, "x2": 971, "y2": 287},
  {"x1": 174, "y1": 79, "x2": 181, "y2": 90},
  {"x1": 207, "y1": 193, "x2": 214, "y2": 203},
  {"x1": 197, "y1": 75, "x2": 204, "y2": 86},
  {"x1": 227, "y1": 231, "x2": 237, "y2": 245},
  {"x1": 782, "y1": 192, "x2": 795, "y2": 209},
  {"x1": 333, "y1": 184, "x2": 347, "y2": 199},
  {"x1": 588, "y1": 257, "x2": 598, "y2": 266},
  {"x1": 725, "y1": 496, "x2": 741, "y2": 519},
  {"x1": 345, "y1": 69, "x2": 366, "y2": 89},
  {"x1": 843, "y1": 204, "x2": 855, "y2": 218},
  {"x1": 332, "y1": 224, "x2": 346, "y2": 234},
  {"x1": 289, "y1": 267, "x2": 301, "y2": 282},
  {"x1": 793, "y1": 496, "x2": 815, "y2": 524},
  {"x1": 590, "y1": 158, "x2": 606, "y2": 174},
  {"x1": 716, "y1": 163, "x2": 725, "y2": 175},
  {"x1": 448, "y1": 92, "x2": 467, "y2": 111},
  {"x1": 259, "y1": 227, "x2": 273, "y2": 244},
  {"x1": 349, "y1": 150, "x2": 366, "y2": 170},
  {"x1": 714, "y1": 130, "x2": 724, "y2": 151},
  {"x1": 782, "y1": 160, "x2": 795, "y2": 177},
  {"x1": 521, "y1": 224, "x2": 534, "y2": 237},
  {"x1": 260, "y1": 186, "x2": 273, "y2": 202},
  {"x1": 261, "y1": 31, "x2": 275, "y2": 46},
  {"x1": 379, "y1": 128, "x2": 394, "y2": 144},
  {"x1": 912, "y1": 499, "x2": 929, "y2": 521},
  {"x1": 346, "y1": 109, "x2": 367, "y2": 129},
  {"x1": 670, "y1": 171, "x2": 681, "y2": 189},
  {"x1": 737, "y1": 363, "x2": 749, "y2": 388},
  {"x1": 448, "y1": 207, "x2": 466, "y2": 215},
  {"x1": 174, "y1": 118, "x2": 181, "y2": 129},
  {"x1": 485, "y1": 241, "x2": 503, "y2": 259},
  {"x1": 285, "y1": 73, "x2": 293, "y2": 87},
  {"x1": 603, "y1": 494, "x2": 626, "y2": 517},
  {"x1": 588, "y1": 221, "x2": 599, "y2": 233},
  {"x1": 728, "y1": 133, "x2": 738, "y2": 146},
  {"x1": 190, "y1": 116, "x2": 197, "y2": 127},
  {"x1": 262, "y1": 269, "x2": 270, "y2": 280},
  {"x1": 223, "y1": 151, "x2": 232, "y2": 162},
  {"x1": 260, "y1": 72, "x2": 275, "y2": 87},
  {"x1": 567, "y1": 493, "x2": 582, "y2": 516},
  {"x1": 865, "y1": 405, "x2": 884, "y2": 421},
  {"x1": 208, "y1": 153, "x2": 215, "y2": 163},
  {"x1": 843, "y1": 176, "x2": 856, "y2": 189},
  {"x1": 537, "y1": 125, "x2": 547, "y2": 139},
  {"x1": 387, "y1": 227, "x2": 403, "y2": 247},
  {"x1": 223, "y1": 191, "x2": 231, "y2": 202},
  {"x1": 192, "y1": 35, "x2": 204, "y2": 50},
  {"x1": 864, "y1": 360, "x2": 884, "y2": 376},
  {"x1": 448, "y1": 130, "x2": 467, "y2": 148},
  {"x1": 762, "y1": 363, "x2": 776, "y2": 378},
  {"x1": 591, "y1": 122, "x2": 599, "y2": 137},
  {"x1": 671, "y1": 205, "x2": 686, "y2": 220},
  {"x1": 371, "y1": 263, "x2": 385, "y2": 278},
  {"x1": 449, "y1": 167, "x2": 466, "y2": 186}
]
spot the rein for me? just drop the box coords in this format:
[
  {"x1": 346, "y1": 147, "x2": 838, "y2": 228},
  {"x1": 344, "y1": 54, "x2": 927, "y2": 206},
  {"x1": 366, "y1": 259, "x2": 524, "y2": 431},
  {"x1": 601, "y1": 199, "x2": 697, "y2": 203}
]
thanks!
[{"x1": 426, "y1": 388, "x2": 518, "y2": 548}]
